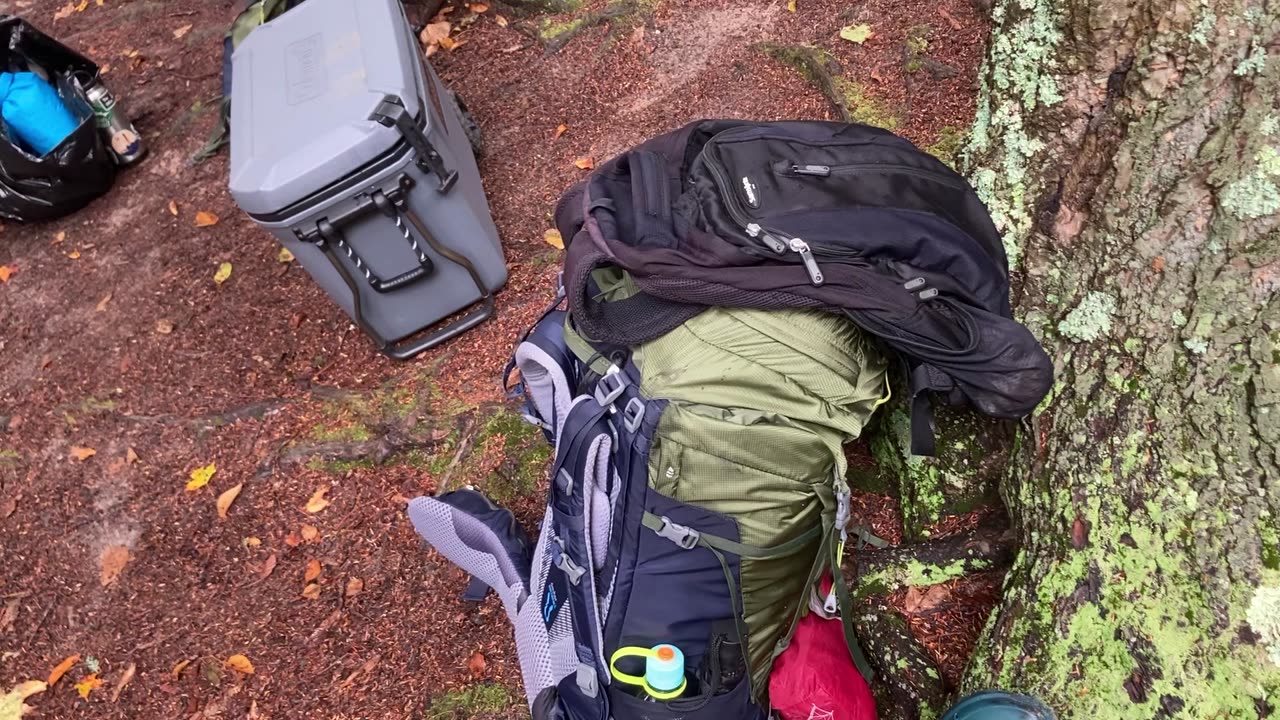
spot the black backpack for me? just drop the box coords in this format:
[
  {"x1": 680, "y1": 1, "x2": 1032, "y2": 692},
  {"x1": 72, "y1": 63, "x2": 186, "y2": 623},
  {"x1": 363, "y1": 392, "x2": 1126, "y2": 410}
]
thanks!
[{"x1": 556, "y1": 119, "x2": 1052, "y2": 453}]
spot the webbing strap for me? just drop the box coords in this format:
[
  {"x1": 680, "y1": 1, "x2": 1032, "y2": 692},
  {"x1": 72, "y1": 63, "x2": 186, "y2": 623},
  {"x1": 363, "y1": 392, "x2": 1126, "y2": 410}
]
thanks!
[
  {"x1": 829, "y1": 533, "x2": 876, "y2": 681},
  {"x1": 640, "y1": 513, "x2": 822, "y2": 560}
]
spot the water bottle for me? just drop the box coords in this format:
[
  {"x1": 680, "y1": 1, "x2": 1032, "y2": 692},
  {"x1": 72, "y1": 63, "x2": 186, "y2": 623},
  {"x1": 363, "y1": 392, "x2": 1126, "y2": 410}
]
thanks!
[
  {"x1": 609, "y1": 644, "x2": 689, "y2": 701},
  {"x1": 941, "y1": 691, "x2": 1057, "y2": 720}
]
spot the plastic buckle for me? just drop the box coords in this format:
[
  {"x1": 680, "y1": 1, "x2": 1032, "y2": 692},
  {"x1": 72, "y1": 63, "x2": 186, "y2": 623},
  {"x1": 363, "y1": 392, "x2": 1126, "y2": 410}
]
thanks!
[
  {"x1": 556, "y1": 468, "x2": 575, "y2": 497},
  {"x1": 521, "y1": 412, "x2": 551, "y2": 432},
  {"x1": 656, "y1": 516, "x2": 700, "y2": 550},
  {"x1": 593, "y1": 367, "x2": 626, "y2": 407},
  {"x1": 576, "y1": 664, "x2": 599, "y2": 697},
  {"x1": 555, "y1": 551, "x2": 587, "y2": 585},
  {"x1": 621, "y1": 397, "x2": 646, "y2": 433}
]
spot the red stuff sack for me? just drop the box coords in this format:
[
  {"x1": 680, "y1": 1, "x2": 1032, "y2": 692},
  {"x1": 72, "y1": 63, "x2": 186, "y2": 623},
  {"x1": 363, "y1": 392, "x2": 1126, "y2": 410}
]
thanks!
[{"x1": 769, "y1": 612, "x2": 878, "y2": 720}]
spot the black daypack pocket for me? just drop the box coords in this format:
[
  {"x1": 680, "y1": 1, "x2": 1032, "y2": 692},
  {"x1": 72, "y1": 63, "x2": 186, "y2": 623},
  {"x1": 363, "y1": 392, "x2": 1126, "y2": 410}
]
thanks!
[{"x1": 607, "y1": 669, "x2": 763, "y2": 720}]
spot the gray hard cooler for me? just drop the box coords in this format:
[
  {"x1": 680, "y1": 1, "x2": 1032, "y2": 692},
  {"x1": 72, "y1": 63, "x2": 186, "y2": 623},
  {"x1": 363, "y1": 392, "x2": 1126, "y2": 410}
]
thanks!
[{"x1": 228, "y1": 0, "x2": 506, "y2": 359}]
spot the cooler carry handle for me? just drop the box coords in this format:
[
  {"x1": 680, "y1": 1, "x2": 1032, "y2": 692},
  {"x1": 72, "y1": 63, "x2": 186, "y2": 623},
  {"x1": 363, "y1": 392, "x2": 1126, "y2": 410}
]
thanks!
[{"x1": 370, "y1": 95, "x2": 458, "y2": 193}]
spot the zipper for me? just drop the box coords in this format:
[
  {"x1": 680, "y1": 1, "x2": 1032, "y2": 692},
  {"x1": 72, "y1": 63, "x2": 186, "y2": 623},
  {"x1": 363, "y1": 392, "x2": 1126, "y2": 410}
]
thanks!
[
  {"x1": 788, "y1": 238, "x2": 824, "y2": 285},
  {"x1": 781, "y1": 162, "x2": 965, "y2": 188}
]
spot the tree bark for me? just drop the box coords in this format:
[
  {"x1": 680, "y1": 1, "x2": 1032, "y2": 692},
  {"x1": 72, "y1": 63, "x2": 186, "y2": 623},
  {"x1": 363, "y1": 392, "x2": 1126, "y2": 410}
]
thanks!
[{"x1": 959, "y1": 0, "x2": 1280, "y2": 716}]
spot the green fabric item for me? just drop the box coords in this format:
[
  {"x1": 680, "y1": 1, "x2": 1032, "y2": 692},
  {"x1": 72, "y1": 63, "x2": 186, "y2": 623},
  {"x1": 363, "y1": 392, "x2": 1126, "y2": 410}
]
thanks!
[{"x1": 569, "y1": 270, "x2": 888, "y2": 696}]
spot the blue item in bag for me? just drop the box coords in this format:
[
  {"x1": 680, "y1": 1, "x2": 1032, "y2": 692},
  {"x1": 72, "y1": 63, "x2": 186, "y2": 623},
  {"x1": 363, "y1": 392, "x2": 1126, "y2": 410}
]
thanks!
[{"x1": 0, "y1": 71, "x2": 79, "y2": 156}]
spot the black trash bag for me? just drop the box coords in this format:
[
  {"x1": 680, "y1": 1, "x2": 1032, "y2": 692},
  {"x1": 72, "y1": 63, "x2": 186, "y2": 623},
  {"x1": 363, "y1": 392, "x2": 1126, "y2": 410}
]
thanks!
[{"x1": 0, "y1": 15, "x2": 115, "y2": 222}]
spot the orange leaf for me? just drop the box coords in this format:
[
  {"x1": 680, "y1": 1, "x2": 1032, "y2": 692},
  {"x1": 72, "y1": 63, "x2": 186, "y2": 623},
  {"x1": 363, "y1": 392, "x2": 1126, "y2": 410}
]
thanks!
[
  {"x1": 573, "y1": 157, "x2": 595, "y2": 170},
  {"x1": 243, "y1": 536, "x2": 262, "y2": 548},
  {"x1": 345, "y1": 577, "x2": 364, "y2": 597},
  {"x1": 67, "y1": 249, "x2": 81, "y2": 260},
  {"x1": 468, "y1": 651, "x2": 487, "y2": 678},
  {"x1": 0, "y1": 265, "x2": 14, "y2": 283},
  {"x1": 95, "y1": 293, "x2": 112, "y2": 312},
  {"x1": 284, "y1": 531, "x2": 302, "y2": 547},
  {"x1": 300, "y1": 524, "x2": 320, "y2": 542},
  {"x1": 470, "y1": 2, "x2": 489, "y2": 11},
  {"x1": 554, "y1": 124, "x2": 568, "y2": 139},
  {"x1": 438, "y1": 35, "x2": 458, "y2": 50},
  {"x1": 53, "y1": 231, "x2": 66, "y2": 245},
  {"x1": 1152, "y1": 256, "x2": 1166, "y2": 272},
  {"x1": 73, "y1": 673, "x2": 102, "y2": 700},
  {"x1": 302, "y1": 582, "x2": 322, "y2": 600},
  {"x1": 70, "y1": 446, "x2": 97, "y2": 461},
  {"x1": 257, "y1": 552, "x2": 278, "y2": 581},
  {"x1": 48, "y1": 655, "x2": 81, "y2": 687},
  {"x1": 194, "y1": 211, "x2": 219, "y2": 228},
  {"x1": 100, "y1": 545, "x2": 131, "y2": 586},
  {"x1": 224, "y1": 654, "x2": 255, "y2": 674},
  {"x1": 215, "y1": 483, "x2": 243, "y2": 519},
  {"x1": 167, "y1": 200, "x2": 178, "y2": 216},
  {"x1": 304, "y1": 558, "x2": 322, "y2": 583},
  {"x1": 305, "y1": 484, "x2": 331, "y2": 513},
  {"x1": 126, "y1": 447, "x2": 139, "y2": 464},
  {"x1": 171, "y1": 658, "x2": 191, "y2": 679}
]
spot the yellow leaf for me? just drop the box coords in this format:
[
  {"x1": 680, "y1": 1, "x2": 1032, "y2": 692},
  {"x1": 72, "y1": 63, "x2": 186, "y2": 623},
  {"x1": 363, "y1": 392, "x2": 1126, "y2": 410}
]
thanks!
[
  {"x1": 173, "y1": 23, "x2": 193, "y2": 39},
  {"x1": 277, "y1": 247, "x2": 295, "y2": 263},
  {"x1": 70, "y1": 446, "x2": 96, "y2": 461},
  {"x1": 170, "y1": 659, "x2": 191, "y2": 679},
  {"x1": 0, "y1": 265, "x2": 13, "y2": 283},
  {"x1": 75, "y1": 0, "x2": 88, "y2": 11},
  {"x1": 573, "y1": 157, "x2": 595, "y2": 170},
  {"x1": 53, "y1": 231, "x2": 66, "y2": 245},
  {"x1": 0, "y1": 680, "x2": 47, "y2": 719},
  {"x1": 186, "y1": 463, "x2": 216, "y2": 491},
  {"x1": 470, "y1": 2, "x2": 489, "y2": 11},
  {"x1": 554, "y1": 124, "x2": 568, "y2": 139},
  {"x1": 95, "y1": 293, "x2": 111, "y2": 312},
  {"x1": 67, "y1": 250, "x2": 81, "y2": 260},
  {"x1": 194, "y1": 211, "x2": 219, "y2": 228},
  {"x1": 543, "y1": 229, "x2": 565, "y2": 250},
  {"x1": 420, "y1": 21, "x2": 451, "y2": 45},
  {"x1": 167, "y1": 200, "x2": 178, "y2": 216},
  {"x1": 438, "y1": 35, "x2": 458, "y2": 50},
  {"x1": 304, "y1": 558, "x2": 322, "y2": 583},
  {"x1": 839, "y1": 24, "x2": 874, "y2": 44},
  {"x1": 99, "y1": 545, "x2": 131, "y2": 586},
  {"x1": 126, "y1": 447, "x2": 139, "y2": 464},
  {"x1": 344, "y1": 577, "x2": 364, "y2": 597},
  {"x1": 301, "y1": 583, "x2": 322, "y2": 600},
  {"x1": 305, "y1": 484, "x2": 331, "y2": 513},
  {"x1": 243, "y1": 536, "x2": 262, "y2": 548},
  {"x1": 73, "y1": 674, "x2": 101, "y2": 700},
  {"x1": 495, "y1": 14, "x2": 508, "y2": 27},
  {"x1": 224, "y1": 654, "x2": 254, "y2": 674},
  {"x1": 787, "y1": 0, "x2": 796, "y2": 11},
  {"x1": 216, "y1": 483, "x2": 244, "y2": 519},
  {"x1": 97, "y1": 0, "x2": 104, "y2": 5},
  {"x1": 48, "y1": 655, "x2": 80, "y2": 687},
  {"x1": 300, "y1": 524, "x2": 320, "y2": 542},
  {"x1": 213, "y1": 262, "x2": 233, "y2": 286}
]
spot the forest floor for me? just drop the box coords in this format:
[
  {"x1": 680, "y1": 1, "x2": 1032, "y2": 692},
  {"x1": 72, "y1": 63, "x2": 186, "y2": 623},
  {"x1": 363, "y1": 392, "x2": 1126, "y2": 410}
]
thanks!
[{"x1": 0, "y1": 0, "x2": 996, "y2": 717}]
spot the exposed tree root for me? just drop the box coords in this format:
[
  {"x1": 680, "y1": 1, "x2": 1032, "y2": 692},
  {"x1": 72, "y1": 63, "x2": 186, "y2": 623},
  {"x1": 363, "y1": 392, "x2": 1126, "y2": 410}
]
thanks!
[
  {"x1": 120, "y1": 387, "x2": 368, "y2": 430},
  {"x1": 854, "y1": 602, "x2": 949, "y2": 720},
  {"x1": 538, "y1": 1, "x2": 639, "y2": 54},
  {"x1": 849, "y1": 526, "x2": 1016, "y2": 596},
  {"x1": 757, "y1": 43, "x2": 854, "y2": 123}
]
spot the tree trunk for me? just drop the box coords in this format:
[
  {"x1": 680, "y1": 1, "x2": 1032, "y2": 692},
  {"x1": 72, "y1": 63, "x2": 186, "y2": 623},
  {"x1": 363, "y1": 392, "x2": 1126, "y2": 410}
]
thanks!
[{"x1": 959, "y1": 0, "x2": 1280, "y2": 715}]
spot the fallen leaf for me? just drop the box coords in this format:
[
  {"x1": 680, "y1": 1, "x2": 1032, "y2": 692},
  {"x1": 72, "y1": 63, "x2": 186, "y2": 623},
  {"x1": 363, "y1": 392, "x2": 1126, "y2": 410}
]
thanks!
[
  {"x1": 468, "y1": 651, "x2": 487, "y2": 678},
  {"x1": 304, "y1": 484, "x2": 331, "y2": 514},
  {"x1": 167, "y1": 200, "x2": 178, "y2": 216},
  {"x1": 170, "y1": 659, "x2": 190, "y2": 680},
  {"x1": 69, "y1": 446, "x2": 96, "y2": 462},
  {"x1": 54, "y1": 2, "x2": 76, "y2": 19},
  {"x1": 787, "y1": 0, "x2": 796, "y2": 11},
  {"x1": 186, "y1": 463, "x2": 216, "y2": 491},
  {"x1": 938, "y1": 6, "x2": 963, "y2": 30},
  {"x1": 438, "y1": 35, "x2": 458, "y2": 50},
  {"x1": 126, "y1": 447, "x2": 138, "y2": 464},
  {"x1": 277, "y1": 247, "x2": 295, "y2": 263},
  {"x1": 216, "y1": 483, "x2": 243, "y2": 519},
  {"x1": 243, "y1": 536, "x2": 262, "y2": 548},
  {"x1": 67, "y1": 250, "x2": 81, "y2": 260},
  {"x1": 344, "y1": 577, "x2": 363, "y2": 597},
  {"x1": 543, "y1": 229, "x2": 564, "y2": 250},
  {"x1": 53, "y1": 231, "x2": 66, "y2": 245},
  {"x1": 304, "y1": 558, "x2": 322, "y2": 583},
  {"x1": 300, "y1": 524, "x2": 319, "y2": 542},
  {"x1": 554, "y1": 124, "x2": 568, "y2": 139},
  {"x1": 902, "y1": 584, "x2": 950, "y2": 614},
  {"x1": 301, "y1": 583, "x2": 322, "y2": 600},
  {"x1": 109, "y1": 663, "x2": 135, "y2": 702},
  {"x1": 194, "y1": 211, "x2": 219, "y2": 228},
  {"x1": 573, "y1": 156, "x2": 595, "y2": 170},
  {"x1": 76, "y1": 0, "x2": 88, "y2": 11},
  {"x1": 839, "y1": 24, "x2": 874, "y2": 44},
  {"x1": 1152, "y1": 256, "x2": 1166, "y2": 272},
  {"x1": 95, "y1": 293, "x2": 112, "y2": 312},
  {"x1": 470, "y1": 2, "x2": 489, "y2": 11},
  {"x1": 172, "y1": 23, "x2": 192, "y2": 39},
  {"x1": 421, "y1": 21, "x2": 452, "y2": 45},
  {"x1": 0, "y1": 497, "x2": 15, "y2": 519},
  {"x1": 340, "y1": 655, "x2": 380, "y2": 688},
  {"x1": 0, "y1": 680, "x2": 47, "y2": 718},
  {"x1": 224, "y1": 654, "x2": 254, "y2": 674},
  {"x1": 48, "y1": 655, "x2": 80, "y2": 687},
  {"x1": 73, "y1": 674, "x2": 102, "y2": 700},
  {"x1": 100, "y1": 545, "x2": 130, "y2": 586},
  {"x1": 257, "y1": 553, "x2": 278, "y2": 581},
  {"x1": 284, "y1": 531, "x2": 302, "y2": 547},
  {"x1": 213, "y1": 262, "x2": 233, "y2": 286},
  {"x1": 0, "y1": 266, "x2": 13, "y2": 283},
  {"x1": 155, "y1": 319, "x2": 174, "y2": 335},
  {"x1": 495, "y1": 14, "x2": 508, "y2": 27},
  {"x1": 870, "y1": 67, "x2": 885, "y2": 83}
]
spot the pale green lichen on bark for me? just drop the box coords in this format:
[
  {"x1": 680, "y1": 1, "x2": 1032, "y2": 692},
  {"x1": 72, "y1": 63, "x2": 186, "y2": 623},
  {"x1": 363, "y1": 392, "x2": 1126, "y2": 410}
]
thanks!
[
  {"x1": 1249, "y1": 585, "x2": 1280, "y2": 667},
  {"x1": 1058, "y1": 292, "x2": 1116, "y2": 342}
]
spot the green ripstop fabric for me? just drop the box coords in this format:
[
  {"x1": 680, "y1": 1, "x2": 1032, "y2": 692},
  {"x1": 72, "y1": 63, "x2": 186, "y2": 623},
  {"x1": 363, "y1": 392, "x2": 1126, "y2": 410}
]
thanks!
[{"x1": 633, "y1": 305, "x2": 888, "y2": 693}]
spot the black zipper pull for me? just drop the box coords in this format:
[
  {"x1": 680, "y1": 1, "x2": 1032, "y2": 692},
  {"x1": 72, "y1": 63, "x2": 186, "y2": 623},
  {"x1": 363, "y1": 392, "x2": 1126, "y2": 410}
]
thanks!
[
  {"x1": 792, "y1": 164, "x2": 831, "y2": 177},
  {"x1": 746, "y1": 223, "x2": 788, "y2": 254},
  {"x1": 789, "y1": 238, "x2": 824, "y2": 285}
]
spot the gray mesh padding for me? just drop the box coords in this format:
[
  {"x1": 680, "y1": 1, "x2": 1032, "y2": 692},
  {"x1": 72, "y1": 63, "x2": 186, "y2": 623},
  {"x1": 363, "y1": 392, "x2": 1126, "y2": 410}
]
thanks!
[
  {"x1": 515, "y1": 340, "x2": 575, "y2": 440},
  {"x1": 515, "y1": 507, "x2": 581, "y2": 706}
]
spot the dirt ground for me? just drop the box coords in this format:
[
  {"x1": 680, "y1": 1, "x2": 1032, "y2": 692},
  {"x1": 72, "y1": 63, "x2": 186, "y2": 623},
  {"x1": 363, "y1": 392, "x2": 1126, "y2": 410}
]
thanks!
[{"x1": 0, "y1": 0, "x2": 995, "y2": 717}]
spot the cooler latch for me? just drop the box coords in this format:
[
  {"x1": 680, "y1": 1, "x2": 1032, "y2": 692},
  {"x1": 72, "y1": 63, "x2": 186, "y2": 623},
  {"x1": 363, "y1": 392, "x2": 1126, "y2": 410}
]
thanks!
[{"x1": 370, "y1": 96, "x2": 458, "y2": 193}]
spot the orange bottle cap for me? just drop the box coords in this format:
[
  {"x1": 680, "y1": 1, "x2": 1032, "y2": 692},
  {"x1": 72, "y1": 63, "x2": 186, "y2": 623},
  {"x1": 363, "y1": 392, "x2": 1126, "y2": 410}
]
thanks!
[{"x1": 656, "y1": 646, "x2": 675, "y2": 661}]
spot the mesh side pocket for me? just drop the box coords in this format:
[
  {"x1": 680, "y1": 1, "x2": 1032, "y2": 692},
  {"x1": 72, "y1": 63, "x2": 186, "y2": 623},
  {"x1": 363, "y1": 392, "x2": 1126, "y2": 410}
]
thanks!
[{"x1": 515, "y1": 507, "x2": 582, "y2": 708}]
